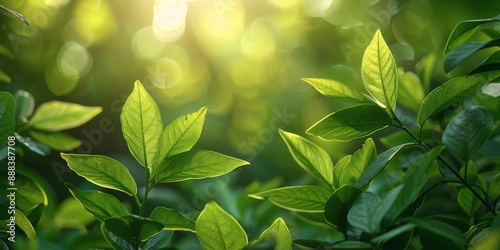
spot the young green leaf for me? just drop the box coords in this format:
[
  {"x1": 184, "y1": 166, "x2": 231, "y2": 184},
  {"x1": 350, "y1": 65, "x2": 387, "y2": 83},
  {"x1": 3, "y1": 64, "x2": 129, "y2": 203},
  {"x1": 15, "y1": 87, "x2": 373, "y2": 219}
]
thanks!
[
  {"x1": 14, "y1": 90, "x2": 34, "y2": 121},
  {"x1": 121, "y1": 80, "x2": 163, "y2": 168},
  {"x1": 444, "y1": 14, "x2": 500, "y2": 54},
  {"x1": 324, "y1": 184, "x2": 362, "y2": 232},
  {"x1": 249, "y1": 218, "x2": 292, "y2": 250},
  {"x1": 397, "y1": 69, "x2": 425, "y2": 111},
  {"x1": 307, "y1": 104, "x2": 392, "y2": 142},
  {"x1": 362, "y1": 29, "x2": 398, "y2": 110},
  {"x1": 442, "y1": 106, "x2": 493, "y2": 162},
  {"x1": 347, "y1": 185, "x2": 403, "y2": 234},
  {"x1": 159, "y1": 106, "x2": 207, "y2": 160},
  {"x1": 355, "y1": 143, "x2": 412, "y2": 189},
  {"x1": 279, "y1": 129, "x2": 334, "y2": 186},
  {"x1": 149, "y1": 207, "x2": 196, "y2": 232},
  {"x1": 444, "y1": 39, "x2": 500, "y2": 72},
  {"x1": 249, "y1": 186, "x2": 332, "y2": 213},
  {"x1": 15, "y1": 209, "x2": 36, "y2": 240},
  {"x1": 196, "y1": 202, "x2": 248, "y2": 250},
  {"x1": 457, "y1": 188, "x2": 481, "y2": 218},
  {"x1": 302, "y1": 78, "x2": 369, "y2": 105},
  {"x1": 417, "y1": 70, "x2": 500, "y2": 127},
  {"x1": 29, "y1": 101, "x2": 102, "y2": 132},
  {"x1": 402, "y1": 217, "x2": 466, "y2": 249},
  {"x1": 61, "y1": 153, "x2": 137, "y2": 196},
  {"x1": 0, "y1": 92, "x2": 15, "y2": 145},
  {"x1": 65, "y1": 183, "x2": 130, "y2": 222},
  {"x1": 336, "y1": 138, "x2": 377, "y2": 189},
  {"x1": 29, "y1": 130, "x2": 81, "y2": 151},
  {"x1": 333, "y1": 155, "x2": 351, "y2": 190},
  {"x1": 154, "y1": 150, "x2": 248, "y2": 183},
  {"x1": 104, "y1": 215, "x2": 164, "y2": 248}
]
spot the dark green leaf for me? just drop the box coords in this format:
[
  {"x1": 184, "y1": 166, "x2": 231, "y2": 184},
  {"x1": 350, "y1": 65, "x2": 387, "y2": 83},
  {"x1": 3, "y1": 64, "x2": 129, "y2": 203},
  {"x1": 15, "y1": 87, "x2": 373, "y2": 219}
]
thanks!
[
  {"x1": 307, "y1": 104, "x2": 392, "y2": 142},
  {"x1": 371, "y1": 224, "x2": 414, "y2": 246},
  {"x1": 61, "y1": 153, "x2": 137, "y2": 196},
  {"x1": 25, "y1": 203, "x2": 44, "y2": 228},
  {"x1": 14, "y1": 132, "x2": 51, "y2": 156},
  {"x1": 279, "y1": 129, "x2": 333, "y2": 186},
  {"x1": 0, "y1": 92, "x2": 15, "y2": 146},
  {"x1": 330, "y1": 241, "x2": 373, "y2": 249},
  {"x1": 402, "y1": 217, "x2": 466, "y2": 249},
  {"x1": 444, "y1": 14, "x2": 500, "y2": 54},
  {"x1": 154, "y1": 150, "x2": 248, "y2": 183},
  {"x1": 488, "y1": 173, "x2": 500, "y2": 204},
  {"x1": 140, "y1": 230, "x2": 173, "y2": 250},
  {"x1": 335, "y1": 138, "x2": 376, "y2": 189},
  {"x1": 0, "y1": 173, "x2": 47, "y2": 211},
  {"x1": 442, "y1": 106, "x2": 493, "y2": 161},
  {"x1": 249, "y1": 217, "x2": 292, "y2": 250},
  {"x1": 29, "y1": 101, "x2": 102, "y2": 132},
  {"x1": 444, "y1": 39, "x2": 500, "y2": 72},
  {"x1": 457, "y1": 188, "x2": 481, "y2": 218},
  {"x1": 149, "y1": 207, "x2": 196, "y2": 232},
  {"x1": 65, "y1": 183, "x2": 129, "y2": 222},
  {"x1": 121, "y1": 80, "x2": 163, "y2": 168},
  {"x1": 249, "y1": 186, "x2": 332, "y2": 213},
  {"x1": 302, "y1": 78, "x2": 369, "y2": 105},
  {"x1": 196, "y1": 202, "x2": 248, "y2": 250},
  {"x1": 293, "y1": 239, "x2": 333, "y2": 249},
  {"x1": 29, "y1": 130, "x2": 81, "y2": 151},
  {"x1": 362, "y1": 29, "x2": 398, "y2": 110},
  {"x1": 417, "y1": 70, "x2": 500, "y2": 127},
  {"x1": 14, "y1": 90, "x2": 34, "y2": 121},
  {"x1": 104, "y1": 215, "x2": 164, "y2": 247},
  {"x1": 324, "y1": 185, "x2": 362, "y2": 232}
]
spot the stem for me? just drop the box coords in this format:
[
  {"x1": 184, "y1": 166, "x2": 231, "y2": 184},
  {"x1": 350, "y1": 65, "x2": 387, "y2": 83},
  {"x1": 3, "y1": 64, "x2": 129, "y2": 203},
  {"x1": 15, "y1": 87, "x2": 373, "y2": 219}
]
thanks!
[
  {"x1": 138, "y1": 168, "x2": 153, "y2": 217},
  {"x1": 464, "y1": 161, "x2": 468, "y2": 183}
]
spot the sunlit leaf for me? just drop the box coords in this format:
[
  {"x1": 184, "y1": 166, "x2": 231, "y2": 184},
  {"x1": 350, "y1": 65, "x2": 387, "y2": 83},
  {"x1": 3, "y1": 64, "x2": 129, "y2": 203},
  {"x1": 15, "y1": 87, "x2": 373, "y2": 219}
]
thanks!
[
  {"x1": 444, "y1": 39, "x2": 500, "y2": 72},
  {"x1": 302, "y1": 78, "x2": 369, "y2": 105},
  {"x1": 417, "y1": 70, "x2": 500, "y2": 127},
  {"x1": 14, "y1": 90, "x2": 34, "y2": 121},
  {"x1": 347, "y1": 185, "x2": 403, "y2": 233},
  {"x1": 14, "y1": 132, "x2": 51, "y2": 156},
  {"x1": 149, "y1": 207, "x2": 196, "y2": 232},
  {"x1": 249, "y1": 217, "x2": 292, "y2": 250},
  {"x1": 442, "y1": 106, "x2": 493, "y2": 161},
  {"x1": 196, "y1": 202, "x2": 248, "y2": 250},
  {"x1": 402, "y1": 217, "x2": 466, "y2": 249},
  {"x1": 324, "y1": 185, "x2": 362, "y2": 232},
  {"x1": 362, "y1": 29, "x2": 398, "y2": 110},
  {"x1": 336, "y1": 138, "x2": 377, "y2": 189},
  {"x1": 444, "y1": 14, "x2": 500, "y2": 54},
  {"x1": 0, "y1": 92, "x2": 15, "y2": 145},
  {"x1": 66, "y1": 183, "x2": 129, "y2": 222},
  {"x1": 397, "y1": 69, "x2": 425, "y2": 111},
  {"x1": 279, "y1": 129, "x2": 333, "y2": 186},
  {"x1": 30, "y1": 101, "x2": 102, "y2": 132},
  {"x1": 249, "y1": 186, "x2": 332, "y2": 213},
  {"x1": 121, "y1": 80, "x2": 163, "y2": 168},
  {"x1": 333, "y1": 155, "x2": 351, "y2": 190},
  {"x1": 104, "y1": 215, "x2": 164, "y2": 248},
  {"x1": 154, "y1": 150, "x2": 248, "y2": 183},
  {"x1": 307, "y1": 104, "x2": 392, "y2": 142},
  {"x1": 61, "y1": 153, "x2": 137, "y2": 196},
  {"x1": 29, "y1": 130, "x2": 81, "y2": 151},
  {"x1": 15, "y1": 209, "x2": 36, "y2": 240}
]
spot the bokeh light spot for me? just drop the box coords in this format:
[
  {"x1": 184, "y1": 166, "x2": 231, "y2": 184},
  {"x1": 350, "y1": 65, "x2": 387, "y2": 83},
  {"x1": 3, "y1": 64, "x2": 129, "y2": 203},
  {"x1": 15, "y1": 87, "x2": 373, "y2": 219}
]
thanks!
[
  {"x1": 132, "y1": 27, "x2": 166, "y2": 60},
  {"x1": 146, "y1": 58, "x2": 182, "y2": 89},
  {"x1": 45, "y1": 66, "x2": 79, "y2": 96},
  {"x1": 153, "y1": 0, "x2": 188, "y2": 42},
  {"x1": 57, "y1": 41, "x2": 92, "y2": 79},
  {"x1": 241, "y1": 18, "x2": 278, "y2": 61}
]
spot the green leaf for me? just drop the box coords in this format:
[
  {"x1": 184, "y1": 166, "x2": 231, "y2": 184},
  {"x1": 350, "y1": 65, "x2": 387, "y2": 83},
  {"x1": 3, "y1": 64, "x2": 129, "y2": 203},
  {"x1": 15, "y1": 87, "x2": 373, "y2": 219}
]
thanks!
[
  {"x1": 149, "y1": 207, "x2": 196, "y2": 232},
  {"x1": 307, "y1": 104, "x2": 392, "y2": 142},
  {"x1": 362, "y1": 29, "x2": 398, "y2": 110},
  {"x1": 442, "y1": 106, "x2": 493, "y2": 162},
  {"x1": 0, "y1": 5, "x2": 30, "y2": 25},
  {"x1": 104, "y1": 215, "x2": 164, "y2": 248},
  {"x1": 302, "y1": 78, "x2": 369, "y2": 105},
  {"x1": 417, "y1": 70, "x2": 500, "y2": 127},
  {"x1": 14, "y1": 90, "x2": 34, "y2": 121},
  {"x1": 0, "y1": 92, "x2": 15, "y2": 145},
  {"x1": 0, "y1": 70, "x2": 11, "y2": 83},
  {"x1": 488, "y1": 173, "x2": 500, "y2": 204},
  {"x1": 444, "y1": 14, "x2": 500, "y2": 54},
  {"x1": 249, "y1": 217, "x2": 292, "y2": 250},
  {"x1": 154, "y1": 150, "x2": 248, "y2": 183},
  {"x1": 355, "y1": 144, "x2": 412, "y2": 189},
  {"x1": 336, "y1": 138, "x2": 377, "y2": 189},
  {"x1": 61, "y1": 153, "x2": 137, "y2": 196},
  {"x1": 29, "y1": 130, "x2": 81, "y2": 151},
  {"x1": 457, "y1": 188, "x2": 481, "y2": 217},
  {"x1": 0, "y1": 173, "x2": 47, "y2": 211},
  {"x1": 29, "y1": 101, "x2": 102, "y2": 132},
  {"x1": 444, "y1": 39, "x2": 500, "y2": 73},
  {"x1": 333, "y1": 155, "x2": 351, "y2": 190},
  {"x1": 249, "y1": 186, "x2": 332, "y2": 213},
  {"x1": 65, "y1": 183, "x2": 129, "y2": 222},
  {"x1": 14, "y1": 132, "x2": 51, "y2": 156},
  {"x1": 279, "y1": 129, "x2": 333, "y2": 186},
  {"x1": 324, "y1": 185, "x2": 362, "y2": 232},
  {"x1": 402, "y1": 217, "x2": 466, "y2": 249},
  {"x1": 330, "y1": 241, "x2": 373, "y2": 249},
  {"x1": 416, "y1": 53, "x2": 437, "y2": 92},
  {"x1": 472, "y1": 51, "x2": 500, "y2": 74},
  {"x1": 121, "y1": 80, "x2": 163, "y2": 168},
  {"x1": 196, "y1": 202, "x2": 248, "y2": 250},
  {"x1": 347, "y1": 185, "x2": 403, "y2": 233},
  {"x1": 53, "y1": 197, "x2": 95, "y2": 227},
  {"x1": 371, "y1": 223, "x2": 414, "y2": 246},
  {"x1": 25, "y1": 203, "x2": 44, "y2": 228},
  {"x1": 397, "y1": 69, "x2": 425, "y2": 111},
  {"x1": 15, "y1": 209, "x2": 36, "y2": 240},
  {"x1": 140, "y1": 230, "x2": 173, "y2": 250}
]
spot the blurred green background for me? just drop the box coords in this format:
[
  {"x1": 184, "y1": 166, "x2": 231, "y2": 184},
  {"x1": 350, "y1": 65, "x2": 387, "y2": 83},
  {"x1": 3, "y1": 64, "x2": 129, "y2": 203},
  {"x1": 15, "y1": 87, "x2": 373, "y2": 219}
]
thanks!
[{"x1": 1, "y1": 0, "x2": 499, "y2": 245}]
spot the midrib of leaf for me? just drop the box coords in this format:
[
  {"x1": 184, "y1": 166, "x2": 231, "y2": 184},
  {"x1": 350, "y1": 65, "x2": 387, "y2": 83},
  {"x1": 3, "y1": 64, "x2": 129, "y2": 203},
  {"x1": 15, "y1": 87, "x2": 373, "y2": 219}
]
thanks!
[
  {"x1": 376, "y1": 38, "x2": 394, "y2": 112},
  {"x1": 138, "y1": 89, "x2": 149, "y2": 168},
  {"x1": 166, "y1": 111, "x2": 203, "y2": 156}
]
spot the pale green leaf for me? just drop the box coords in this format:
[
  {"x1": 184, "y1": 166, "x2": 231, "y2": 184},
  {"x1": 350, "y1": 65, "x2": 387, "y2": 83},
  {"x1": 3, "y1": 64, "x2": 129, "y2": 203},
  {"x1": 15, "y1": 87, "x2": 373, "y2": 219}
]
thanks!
[
  {"x1": 65, "y1": 183, "x2": 129, "y2": 222},
  {"x1": 15, "y1": 209, "x2": 36, "y2": 240},
  {"x1": 302, "y1": 78, "x2": 369, "y2": 105},
  {"x1": 362, "y1": 29, "x2": 398, "y2": 110},
  {"x1": 307, "y1": 104, "x2": 392, "y2": 142},
  {"x1": 154, "y1": 150, "x2": 248, "y2": 183},
  {"x1": 30, "y1": 101, "x2": 102, "y2": 132},
  {"x1": 196, "y1": 202, "x2": 248, "y2": 250},
  {"x1": 61, "y1": 153, "x2": 137, "y2": 196},
  {"x1": 417, "y1": 70, "x2": 500, "y2": 127},
  {"x1": 29, "y1": 130, "x2": 81, "y2": 151},
  {"x1": 397, "y1": 69, "x2": 425, "y2": 111},
  {"x1": 444, "y1": 14, "x2": 500, "y2": 54},
  {"x1": 444, "y1": 39, "x2": 500, "y2": 72},
  {"x1": 337, "y1": 138, "x2": 377, "y2": 189},
  {"x1": 442, "y1": 106, "x2": 493, "y2": 161},
  {"x1": 0, "y1": 92, "x2": 15, "y2": 145},
  {"x1": 279, "y1": 129, "x2": 333, "y2": 186},
  {"x1": 53, "y1": 197, "x2": 95, "y2": 227},
  {"x1": 121, "y1": 80, "x2": 163, "y2": 168},
  {"x1": 324, "y1": 184, "x2": 362, "y2": 232},
  {"x1": 150, "y1": 207, "x2": 196, "y2": 232},
  {"x1": 249, "y1": 186, "x2": 332, "y2": 213},
  {"x1": 14, "y1": 90, "x2": 34, "y2": 121},
  {"x1": 250, "y1": 218, "x2": 292, "y2": 250},
  {"x1": 333, "y1": 155, "x2": 351, "y2": 190}
]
